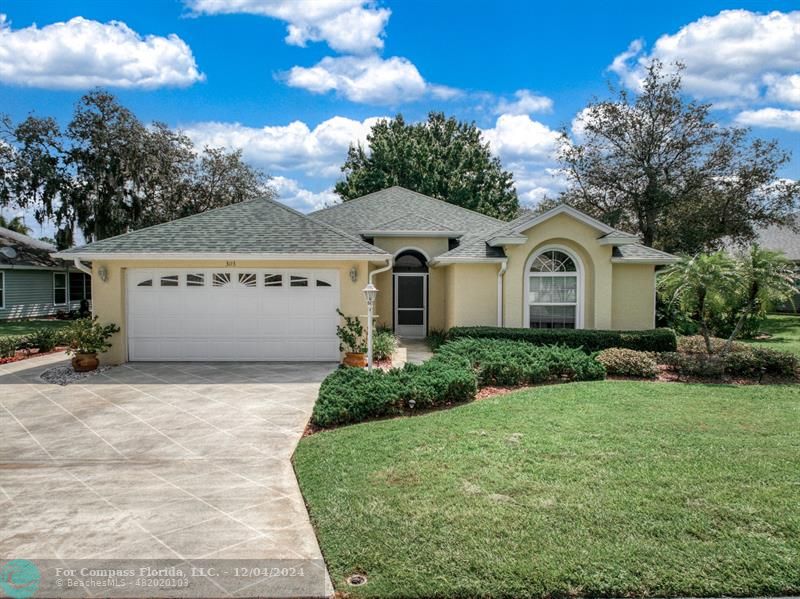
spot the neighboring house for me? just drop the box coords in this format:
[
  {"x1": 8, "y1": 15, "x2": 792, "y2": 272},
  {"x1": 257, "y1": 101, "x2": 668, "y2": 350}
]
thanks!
[
  {"x1": 0, "y1": 227, "x2": 91, "y2": 320},
  {"x1": 747, "y1": 214, "x2": 800, "y2": 312},
  {"x1": 55, "y1": 186, "x2": 677, "y2": 363}
]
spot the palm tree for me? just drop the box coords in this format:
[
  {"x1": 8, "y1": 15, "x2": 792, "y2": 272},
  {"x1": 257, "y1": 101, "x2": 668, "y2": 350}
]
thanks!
[
  {"x1": 722, "y1": 246, "x2": 799, "y2": 353},
  {"x1": 0, "y1": 215, "x2": 31, "y2": 235},
  {"x1": 658, "y1": 252, "x2": 737, "y2": 353}
]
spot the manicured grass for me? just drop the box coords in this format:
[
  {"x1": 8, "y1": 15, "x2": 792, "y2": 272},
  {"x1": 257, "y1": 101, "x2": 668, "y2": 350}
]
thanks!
[
  {"x1": 295, "y1": 381, "x2": 800, "y2": 598},
  {"x1": 743, "y1": 314, "x2": 800, "y2": 356},
  {"x1": 0, "y1": 319, "x2": 71, "y2": 337}
]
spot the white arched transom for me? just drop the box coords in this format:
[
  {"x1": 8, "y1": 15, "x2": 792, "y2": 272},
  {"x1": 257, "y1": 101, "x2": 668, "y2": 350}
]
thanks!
[{"x1": 524, "y1": 245, "x2": 584, "y2": 329}]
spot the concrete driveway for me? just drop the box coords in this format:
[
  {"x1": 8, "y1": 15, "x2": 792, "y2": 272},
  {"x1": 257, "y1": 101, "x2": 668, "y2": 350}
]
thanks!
[{"x1": 0, "y1": 353, "x2": 335, "y2": 597}]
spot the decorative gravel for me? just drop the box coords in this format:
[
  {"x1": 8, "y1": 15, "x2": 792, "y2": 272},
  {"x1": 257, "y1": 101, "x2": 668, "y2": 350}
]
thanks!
[{"x1": 39, "y1": 365, "x2": 112, "y2": 386}]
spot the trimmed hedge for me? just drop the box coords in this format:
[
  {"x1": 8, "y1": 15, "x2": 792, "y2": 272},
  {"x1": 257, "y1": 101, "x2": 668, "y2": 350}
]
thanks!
[
  {"x1": 312, "y1": 338, "x2": 608, "y2": 428},
  {"x1": 437, "y1": 338, "x2": 605, "y2": 385},
  {"x1": 447, "y1": 326, "x2": 677, "y2": 353},
  {"x1": 662, "y1": 346, "x2": 797, "y2": 379},
  {"x1": 311, "y1": 357, "x2": 477, "y2": 428},
  {"x1": 596, "y1": 348, "x2": 659, "y2": 378}
]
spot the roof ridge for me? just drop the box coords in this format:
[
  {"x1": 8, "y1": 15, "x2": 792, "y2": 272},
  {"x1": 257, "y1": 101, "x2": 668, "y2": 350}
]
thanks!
[
  {"x1": 311, "y1": 185, "x2": 508, "y2": 227},
  {"x1": 267, "y1": 196, "x2": 386, "y2": 254}
]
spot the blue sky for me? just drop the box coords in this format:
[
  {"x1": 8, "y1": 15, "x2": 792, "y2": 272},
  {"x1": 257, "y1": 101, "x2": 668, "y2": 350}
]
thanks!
[{"x1": 1, "y1": 0, "x2": 799, "y2": 238}]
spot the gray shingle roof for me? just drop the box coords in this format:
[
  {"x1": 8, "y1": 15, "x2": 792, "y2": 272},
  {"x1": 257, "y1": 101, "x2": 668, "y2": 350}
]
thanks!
[
  {"x1": 612, "y1": 244, "x2": 678, "y2": 262},
  {"x1": 750, "y1": 214, "x2": 800, "y2": 261},
  {"x1": 0, "y1": 228, "x2": 65, "y2": 269},
  {"x1": 57, "y1": 198, "x2": 387, "y2": 257},
  {"x1": 367, "y1": 214, "x2": 459, "y2": 233},
  {"x1": 310, "y1": 187, "x2": 504, "y2": 237}
]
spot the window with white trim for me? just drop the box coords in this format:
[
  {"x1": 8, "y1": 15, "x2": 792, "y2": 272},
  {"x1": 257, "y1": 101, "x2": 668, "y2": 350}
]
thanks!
[
  {"x1": 0, "y1": 271, "x2": 4, "y2": 308},
  {"x1": 53, "y1": 272, "x2": 67, "y2": 305},
  {"x1": 528, "y1": 250, "x2": 578, "y2": 329}
]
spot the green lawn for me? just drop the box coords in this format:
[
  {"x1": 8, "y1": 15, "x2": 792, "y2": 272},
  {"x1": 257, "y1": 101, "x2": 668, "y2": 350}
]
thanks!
[
  {"x1": 295, "y1": 381, "x2": 800, "y2": 598},
  {"x1": 743, "y1": 314, "x2": 800, "y2": 356},
  {"x1": 0, "y1": 318, "x2": 71, "y2": 337}
]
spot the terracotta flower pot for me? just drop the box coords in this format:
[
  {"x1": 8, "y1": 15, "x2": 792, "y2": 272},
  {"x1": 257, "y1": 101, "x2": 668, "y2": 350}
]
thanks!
[
  {"x1": 343, "y1": 352, "x2": 367, "y2": 368},
  {"x1": 72, "y1": 352, "x2": 99, "y2": 372}
]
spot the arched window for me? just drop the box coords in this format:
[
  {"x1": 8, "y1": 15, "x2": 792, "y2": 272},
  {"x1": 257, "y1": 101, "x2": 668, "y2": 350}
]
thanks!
[
  {"x1": 526, "y1": 248, "x2": 581, "y2": 329},
  {"x1": 393, "y1": 250, "x2": 428, "y2": 273}
]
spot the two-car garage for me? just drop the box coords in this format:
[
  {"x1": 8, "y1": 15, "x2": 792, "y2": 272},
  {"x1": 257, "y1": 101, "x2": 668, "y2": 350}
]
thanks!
[{"x1": 126, "y1": 268, "x2": 340, "y2": 361}]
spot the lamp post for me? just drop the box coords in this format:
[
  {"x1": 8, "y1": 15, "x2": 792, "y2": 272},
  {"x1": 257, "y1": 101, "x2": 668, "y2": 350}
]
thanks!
[{"x1": 362, "y1": 283, "x2": 378, "y2": 371}]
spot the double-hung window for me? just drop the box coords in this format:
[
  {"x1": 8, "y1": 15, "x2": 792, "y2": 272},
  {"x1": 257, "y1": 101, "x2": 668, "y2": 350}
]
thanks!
[
  {"x1": 528, "y1": 249, "x2": 580, "y2": 329},
  {"x1": 53, "y1": 272, "x2": 67, "y2": 306}
]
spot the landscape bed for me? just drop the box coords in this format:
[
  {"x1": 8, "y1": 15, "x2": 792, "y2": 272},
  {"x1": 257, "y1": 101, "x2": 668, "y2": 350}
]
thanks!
[{"x1": 295, "y1": 381, "x2": 800, "y2": 598}]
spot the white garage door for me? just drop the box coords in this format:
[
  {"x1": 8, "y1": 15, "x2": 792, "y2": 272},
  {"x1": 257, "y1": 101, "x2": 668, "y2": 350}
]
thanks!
[{"x1": 126, "y1": 268, "x2": 340, "y2": 361}]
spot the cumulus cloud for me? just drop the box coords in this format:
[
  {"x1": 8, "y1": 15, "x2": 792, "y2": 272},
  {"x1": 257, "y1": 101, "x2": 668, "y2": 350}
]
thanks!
[
  {"x1": 482, "y1": 114, "x2": 561, "y2": 163},
  {"x1": 0, "y1": 14, "x2": 203, "y2": 89},
  {"x1": 181, "y1": 115, "x2": 387, "y2": 177},
  {"x1": 270, "y1": 176, "x2": 339, "y2": 212},
  {"x1": 184, "y1": 112, "x2": 566, "y2": 212},
  {"x1": 185, "y1": 0, "x2": 389, "y2": 54},
  {"x1": 285, "y1": 54, "x2": 444, "y2": 104},
  {"x1": 494, "y1": 90, "x2": 553, "y2": 115},
  {"x1": 735, "y1": 108, "x2": 800, "y2": 132},
  {"x1": 609, "y1": 10, "x2": 800, "y2": 108}
]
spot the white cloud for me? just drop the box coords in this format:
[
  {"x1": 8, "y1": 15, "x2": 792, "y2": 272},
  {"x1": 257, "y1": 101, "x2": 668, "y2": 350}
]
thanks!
[
  {"x1": 270, "y1": 176, "x2": 339, "y2": 212},
  {"x1": 609, "y1": 10, "x2": 800, "y2": 106},
  {"x1": 285, "y1": 54, "x2": 436, "y2": 104},
  {"x1": 494, "y1": 90, "x2": 553, "y2": 115},
  {"x1": 185, "y1": 0, "x2": 389, "y2": 54},
  {"x1": 765, "y1": 73, "x2": 800, "y2": 105},
  {"x1": 182, "y1": 115, "x2": 387, "y2": 177},
  {"x1": 512, "y1": 166, "x2": 569, "y2": 206},
  {"x1": 482, "y1": 114, "x2": 561, "y2": 163},
  {"x1": 185, "y1": 113, "x2": 566, "y2": 212},
  {"x1": 735, "y1": 108, "x2": 800, "y2": 132},
  {"x1": 0, "y1": 14, "x2": 203, "y2": 89}
]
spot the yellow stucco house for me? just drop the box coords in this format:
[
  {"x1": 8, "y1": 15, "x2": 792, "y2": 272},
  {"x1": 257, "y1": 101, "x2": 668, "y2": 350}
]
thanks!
[{"x1": 55, "y1": 186, "x2": 677, "y2": 363}]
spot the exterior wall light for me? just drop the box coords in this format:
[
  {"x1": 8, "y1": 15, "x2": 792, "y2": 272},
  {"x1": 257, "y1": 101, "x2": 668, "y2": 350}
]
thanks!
[
  {"x1": 349, "y1": 266, "x2": 358, "y2": 282},
  {"x1": 97, "y1": 265, "x2": 109, "y2": 282}
]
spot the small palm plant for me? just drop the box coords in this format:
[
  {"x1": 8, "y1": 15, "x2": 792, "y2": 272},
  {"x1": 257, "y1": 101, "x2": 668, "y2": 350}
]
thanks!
[
  {"x1": 659, "y1": 252, "x2": 737, "y2": 354},
  {"x1": 721, "y1": 246, "x2": 798, "y2": 353},
  {"x1": 659, "y1": 247, "x2": 799, "y2": 354}
]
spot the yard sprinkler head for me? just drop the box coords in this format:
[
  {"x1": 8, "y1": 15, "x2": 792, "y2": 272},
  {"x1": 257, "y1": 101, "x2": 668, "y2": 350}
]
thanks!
[{"x1": 347, "y1": 574, "x2": 367, "y2": 586}]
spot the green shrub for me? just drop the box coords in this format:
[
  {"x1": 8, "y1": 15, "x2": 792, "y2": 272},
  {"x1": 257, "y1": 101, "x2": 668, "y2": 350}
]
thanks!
[
  {"x1": 661, "y1": 352, "x2": 726, "y2": 378},
  {"x1": 436, "y1": 338, "x2": 605, "y2": 386},
  {"x1": 0, "y1": 336, "x2": 17, "y2": 358},
  {"x1": 426, "y1": 328, "x2": 448, "y2": 351},
  {"x1": 596, "y1": 348, "x2": 659, "y2": 378},
  {"x1": 27, "y1": 328, "x2": 59, "y2": 353},
  {"x1": 312, "y1": 358, "x2": 477, "y2": 428},
  {"x1": 677, "y1": 335, "x2": 748, "y2": 355},
  {"x1": 721, "y1": 347, "x2": 797, "y2": 378},
  {"x1": 372, "y1": 330, "x2": 398, "y2": 361},
  {"x1": 447, "y1": 326, "x2": 677, "y2": 353}
]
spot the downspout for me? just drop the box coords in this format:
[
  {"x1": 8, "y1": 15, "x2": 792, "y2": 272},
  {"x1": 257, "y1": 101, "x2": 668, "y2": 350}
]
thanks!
[
  {"x1": 73, "y1": 258, "x2": 92, "y2": 276},
  {"x1": 497, "y1": 259, "x2": 508, "y2": 327},
  {"x1": 369, "y1": 255, "x2": 393, "y2": 284}
]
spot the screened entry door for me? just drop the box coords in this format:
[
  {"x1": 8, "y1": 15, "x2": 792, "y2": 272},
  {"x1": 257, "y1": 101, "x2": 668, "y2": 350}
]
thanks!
[{"x1": 394, "y1": 273, "x2": 427, "y2": 338}]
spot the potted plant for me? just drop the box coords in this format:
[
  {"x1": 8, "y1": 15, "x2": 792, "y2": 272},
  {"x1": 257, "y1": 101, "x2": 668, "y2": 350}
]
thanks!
[
  {"x1": 65, "y1": 317, "x2": 120, "y2": 372},
  {"x1": 336, "y1": 309, "x2": 367, "y2": 367}
]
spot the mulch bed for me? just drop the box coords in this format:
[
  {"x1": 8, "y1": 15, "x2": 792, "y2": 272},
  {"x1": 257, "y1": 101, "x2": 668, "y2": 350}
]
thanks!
[{"x1": 0, "y1": 346, "x2": 68, "y2": 365}]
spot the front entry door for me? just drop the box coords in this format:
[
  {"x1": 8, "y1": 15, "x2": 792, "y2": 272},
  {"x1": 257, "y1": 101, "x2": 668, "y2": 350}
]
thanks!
[{"x1": 394, "y1": 273, "x2": 427, "y2": 338}]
